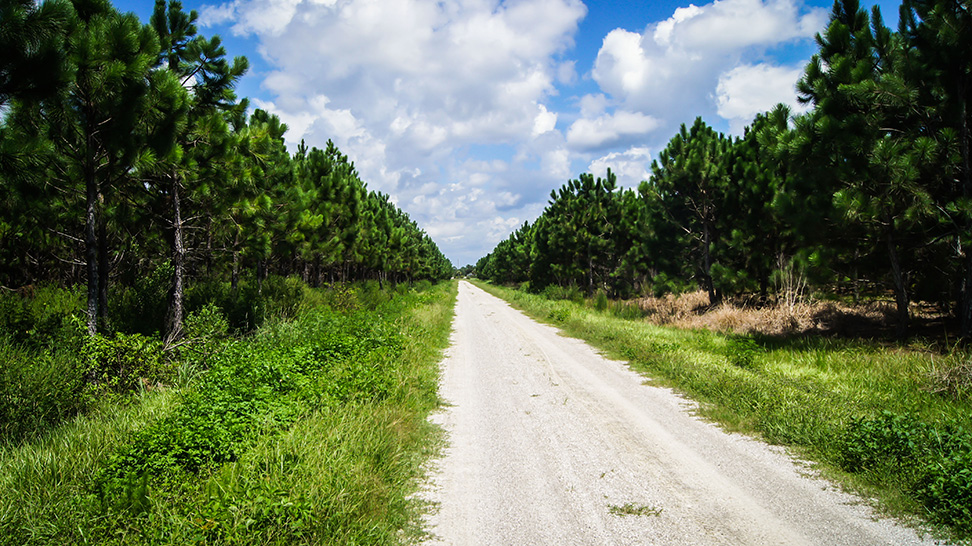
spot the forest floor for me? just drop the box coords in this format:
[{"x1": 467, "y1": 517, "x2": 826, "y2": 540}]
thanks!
[{"x1": 419, "y1": 281, "x2": 939, "y2": 545}]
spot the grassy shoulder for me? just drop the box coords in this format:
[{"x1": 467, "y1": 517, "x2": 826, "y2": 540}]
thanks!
[
  {"x1": 473, "y1": 280, "x2": 972, "y2": 540},
  {"x1": 0, "y1": 280, "x2": 457, "y2": 545}
]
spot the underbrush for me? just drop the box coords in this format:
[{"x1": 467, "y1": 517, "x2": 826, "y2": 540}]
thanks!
[
  {"x1": 0, "y1": 279, "x2": 456, "y2": 545},
  {"x1": 475, "y1": 280, "x2": 972, "y2": 540}
]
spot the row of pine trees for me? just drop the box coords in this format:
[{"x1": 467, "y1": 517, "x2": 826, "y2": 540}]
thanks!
[
  {"x1": 0, "y1": 0, "x2": 453, "y2": 343},
  {"x1": 477, "y1": 0, "x2": 972, "y2": 339}
]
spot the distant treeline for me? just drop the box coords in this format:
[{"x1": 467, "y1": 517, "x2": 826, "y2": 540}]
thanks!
[
  {"x1": 477, "y1": 0, "x2": 972, "y2": 339},
  {"x1": 0, "y1": 0, "x2": 453, "y2": 342}
]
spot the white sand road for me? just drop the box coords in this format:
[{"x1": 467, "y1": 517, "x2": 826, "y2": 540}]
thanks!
[{"x1": 419, "y1": 281, "x2": 942, "y2": 546}]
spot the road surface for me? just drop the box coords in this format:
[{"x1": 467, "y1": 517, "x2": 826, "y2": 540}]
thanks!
[{"x1": 420, "y1": 281, "x2": 938, "y2": 545}]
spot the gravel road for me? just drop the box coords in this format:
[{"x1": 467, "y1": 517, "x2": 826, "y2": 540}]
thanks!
[{"x1": 420, "y1": 281, "x2": 941, "y2": 545}]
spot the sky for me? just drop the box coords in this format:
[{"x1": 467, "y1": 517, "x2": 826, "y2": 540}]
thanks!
[{"x1": 115, "y1": 0, "x2": 901, "y2": 267}]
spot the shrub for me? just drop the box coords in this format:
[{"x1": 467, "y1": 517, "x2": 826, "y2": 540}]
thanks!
[
  {"x1": 840, "y1": 412, "x2": 972, "y2": 535},
  {"x1": 176, "y1": 304, "x2": 229, "y2": 371},
  {"x1": 83, "y1": 332, "x2": 170, "y2": 397}
]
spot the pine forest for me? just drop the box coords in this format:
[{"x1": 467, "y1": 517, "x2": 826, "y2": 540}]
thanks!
[{"x1": 477, "y1": 0, "x2": 972, "y2": 341}]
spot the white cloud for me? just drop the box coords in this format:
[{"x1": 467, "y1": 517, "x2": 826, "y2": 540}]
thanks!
[
  {"x1": 578, "y1": 93, "x2": 609, "y2": 118},
  {"x1": 566, "y1": 110, "x2": 660, "y2": 152},
  {"x1": 655, "y1": 0, "x2": 823, "y2": 52},
  {"x1": 532, "y1": 104, "x2": 558, "y2": 136},
  {"x1": 715, "y1": 63, "x2": 809, "y2": 133},
  {"x1": 592, "y1": 0, "x2": 826, "y2": 127},
  {"x1": 200, "y1": 0, "x2": 303, "y2": 35},
  {"x1": 588, "y1": 147, "x2": 652, "y2": 188},
  {"x1": 541, "y1": 146, "x2": 572, "y2": 181}
]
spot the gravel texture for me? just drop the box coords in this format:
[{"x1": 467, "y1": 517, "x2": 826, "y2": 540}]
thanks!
[{"x1": 420, "y1": 281, "x2": 942, "y2": 545}]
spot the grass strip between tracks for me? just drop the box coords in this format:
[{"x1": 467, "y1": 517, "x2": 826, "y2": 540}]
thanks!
[{"x1": 474, "y1": 280, "x2": 972, "y2": 541}]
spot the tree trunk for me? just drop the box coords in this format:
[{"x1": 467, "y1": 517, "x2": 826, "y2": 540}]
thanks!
[
  {"x1": 165, "y1": 176, "x2": 185, "y2": 345},
  {"x1": 886, "y1": 224, "x2": 910, "y2": 338},
  {"x1": 85, "y1": 175, "x2": 99, "y2": 336},
  {"x1": 702, "y1": 220, "x2": 717, "y2": 305},
  {"x1": 205, "y1": 216, "x2": 213, "y2": 277},
  {"x1": 257, "y1": 260, "x2": 265, "y2": 295},
  {"x1": 962, "y1": 250, "x2": 972, "y2": 340},
  {"x1": 959, "y1": 79, "x2": 972, "y2": 340},
  {"x1": 97, "y1": 207, "x2": 109, "y2": 331},
  {"x1": 231, "y1": 230, "x2": 240, "y2": 292}
]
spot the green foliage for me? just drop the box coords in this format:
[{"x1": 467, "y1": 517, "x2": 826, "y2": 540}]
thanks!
[
  {"x1": 841, "y1": 412, "x2": 972, "y2": 533},
  {"x1": 0, "y1": 284, "x2": 83, "y2": 348},
  {"x1": 593, "y1": 289, "x2": 609, "y2": 312},
  {"x1": 0, "y1": 287, "x2": 89, "y2": 443},
  {"x1": 0, "y1": 340, "x2": 88, "y2": 443},
  {"x1": 36, "y1": 281, "x2": 455, "y2": 545},
  {"x1": 184, "y1": 275, "x2": 305, "y2": 333},
  {"x1": 110, "y1": 261, "x2": 173, "y2": 335},
  {"x1": 83, "y1": 331, "x2": 170, "y2": 397}
]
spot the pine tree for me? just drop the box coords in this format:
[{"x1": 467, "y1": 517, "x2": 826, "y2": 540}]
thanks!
[
  {"x1": 901, "y1": 0, "x2": 972, "y2": 339},
  {"x1": 648, "y1": 118, "x2": 730, "y2": 304},
  {"x1": 32, "y1": 0, "x2": 161, "y2": 335}
]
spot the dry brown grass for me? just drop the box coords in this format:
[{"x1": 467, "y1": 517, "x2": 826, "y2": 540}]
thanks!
[
  {"x1": 928, "y1": 355, "x2": 972, "y2": 400},
  {"x1": 635, "y1": 290, "x2": 932, "y2": 338}
]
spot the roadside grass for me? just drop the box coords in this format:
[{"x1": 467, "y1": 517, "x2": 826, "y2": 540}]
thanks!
[
  {"x1": 474, "y1": 281, "x2": 972, "y2": 540},
  {"x1": 0, "y1": 280, "x2": 456, "y2": 545}
]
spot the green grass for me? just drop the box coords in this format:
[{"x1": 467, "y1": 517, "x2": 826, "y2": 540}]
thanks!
[
  {"x1": 474, "y1": 280, "x2": 972, "y2": 539},
  {"x1": 0, "y1": 280, "x2": 457, "y2": 545}
]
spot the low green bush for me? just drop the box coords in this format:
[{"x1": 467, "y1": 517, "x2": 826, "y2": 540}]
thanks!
[
  {"x1": 91, "y1": 302, "x2": 410, "y2": 535},
  {"x1": 83, "y1": 332, "x2": 170, "y2": 397},
  {"x1": 185, "y1": 275, "x2": 308, "y2": 334},
  {"x1": 1, "y1": 280, "x2": 457, "y2": 545},
  {"x1": 593, "y1": 290, "x2": 609, "y2": 312},
  {"x1": 840, "y1": 412, "x2": 972, "y2": 533}
]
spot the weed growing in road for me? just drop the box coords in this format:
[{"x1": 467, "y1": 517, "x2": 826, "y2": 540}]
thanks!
[{"x1": 608, "y1": 502, "x2": 663, "y2": 517}]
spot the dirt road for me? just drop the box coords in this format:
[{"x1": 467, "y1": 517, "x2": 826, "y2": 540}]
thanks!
[{"x1": 420, "y1": 281, "x2": 938, "y2": 545}]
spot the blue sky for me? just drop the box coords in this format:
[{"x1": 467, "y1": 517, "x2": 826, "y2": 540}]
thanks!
[{"x1": 116, "y1": 0, "x2": 901, "y2": 266}]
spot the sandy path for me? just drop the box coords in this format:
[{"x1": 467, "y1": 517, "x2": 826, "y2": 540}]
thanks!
[{"x1": 420, "y1": 281, "x2": 938, "y2": 545}]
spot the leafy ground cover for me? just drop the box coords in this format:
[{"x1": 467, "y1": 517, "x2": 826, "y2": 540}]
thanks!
[
  {"x1": 475, "y1": 281, "x2": 972, "y2": 540},
  {"x1": 0, "y1": 280, "x2": 456, "y2": 545}
]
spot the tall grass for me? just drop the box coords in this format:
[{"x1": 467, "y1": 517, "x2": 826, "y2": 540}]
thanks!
[
  {"x1": 475, "y1": 281, "x2": 972, "y2": 539},
  {"x1": 0, "y1": 280, "x2": 456, "y2": 545}
]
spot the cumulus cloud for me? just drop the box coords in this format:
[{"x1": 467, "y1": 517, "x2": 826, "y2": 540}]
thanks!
[
  {"x1": 566, "y1": 110, "x2": 660, "y2": 152},
  {"x1": 587, "y1": 147, "x2": 653, "y2": 188},
  {"x1": 533, "y1": 104, "x2": 558, "y2": 137},
  {"x1": 715, "y1": 63, "x2": 810, "y2": 133},
  {"x1": 592, "y1": 0, "x2": 826, "y2": 127}
]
